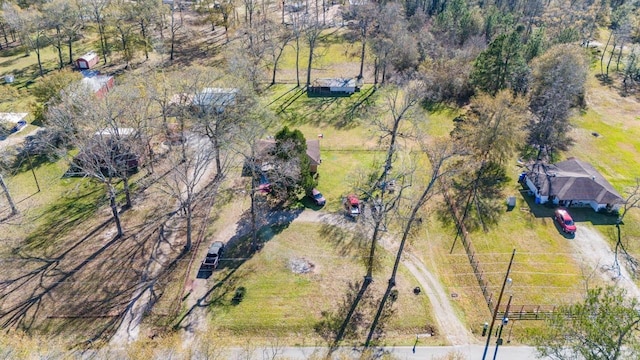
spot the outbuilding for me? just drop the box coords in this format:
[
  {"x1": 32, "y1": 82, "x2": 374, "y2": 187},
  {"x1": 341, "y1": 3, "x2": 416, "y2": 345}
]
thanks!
[
  {"x1": 81, "y1": 72, "x2": 115, "y2": 98},
  {"x1": 76, "y1": 51, "x2": 100, "y2": 70},
  {"x1": 307, "y1": 78, "x2": 360, "y2": 97}
]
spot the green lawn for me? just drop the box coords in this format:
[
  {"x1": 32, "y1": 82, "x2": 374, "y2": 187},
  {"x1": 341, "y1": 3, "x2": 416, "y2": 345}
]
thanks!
[{"x1": 207, "y1": 221, "x2": 438, "y2": 345}]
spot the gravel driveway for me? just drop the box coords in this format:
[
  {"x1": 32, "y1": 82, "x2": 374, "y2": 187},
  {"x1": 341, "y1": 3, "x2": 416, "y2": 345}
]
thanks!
[{"x1": 569, "y1": 225, "x2": 640, "y2": 299}]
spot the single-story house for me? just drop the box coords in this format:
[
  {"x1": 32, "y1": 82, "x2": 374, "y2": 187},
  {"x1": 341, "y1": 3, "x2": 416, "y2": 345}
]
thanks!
[
  {"x1": 68, "y1": 128, "x2": 141, "y2": 177},
  {"x1": 248, "y1": 138, "x2": 321, "y2": 174},
  {"x1": 169, "y1": 88, "x2": 238, "y2": 115},
  {"x1": 76, "y1": 51, "x2": 99, "y2": 70},
  {"x1": 523, "y1": 157, "x2": 623, "y2": 212},
  {"x1": 81, "y1": 71, "x2": 114, "y2": 98},
  {"x1": 308, "y1": 78, "x2": 360, "y2": 97}
]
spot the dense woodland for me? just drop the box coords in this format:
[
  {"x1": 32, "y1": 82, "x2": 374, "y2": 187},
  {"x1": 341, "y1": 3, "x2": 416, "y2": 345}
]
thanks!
[{"x1": 0, "y1": 0, "x2": 640, "y2": 356}]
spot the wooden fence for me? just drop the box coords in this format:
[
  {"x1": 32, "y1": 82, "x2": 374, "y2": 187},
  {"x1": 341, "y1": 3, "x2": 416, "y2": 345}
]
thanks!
[{"x1": 441, "y1": 181, "x2": 567, "y2": 321}]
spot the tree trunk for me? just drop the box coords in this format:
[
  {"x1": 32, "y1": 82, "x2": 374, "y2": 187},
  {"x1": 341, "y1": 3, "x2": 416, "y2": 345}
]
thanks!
[
  {"x1": 141, "y1": 22, "x2": 149, "y2": 60},
  {"x1": 68, "y1": 37, "x2": 74, "y2": 65},
  {"x1": 0, "y1": 174, "x2": 18, "y2": 216},
  {"x1": 35, "y1": 45, "x2": 44, "y2": 77},
  {"x1": 606, "y1": 43, "x2": 617, "y2": 78},
  {"x1": 185, "y1": 204, "x2": 192, "y2": 252},
  {"x1": 250, "y1": 186, "x2": 258, "y2": 251},
  {"x1": 295, "y1": 36, "x2": 300, "y2": 87},
  {"x1": 108, "y1": 184, "x2": 123, "y2": 238},
  {"x1": 1, "y1": 24, "x2": 8, "y2": 47},
  {"x1": 213, "y1": 126, "x2": 222, "y2": 176},
  {"x1": 98, "y1": 22, "x2": 108, "y2": 65},
  {"x1": 305, "y1": 37, "x2": 314, "y2": 88},
  {"x1": 123, "y1": 177, "x2": 132, "y2": 209},
  {"x1": 616, "y1": 40, "x2": 625, "y2": 71},
  {"x1": 358, "y1": 36, "x2": 366, "y2": 80},
  {"x1": 365, "y1": 155, "x2": 445, "y2": 346},
  {"x1": 600, "y1": 32, "x2": 612, "y2": 77},
  {"x1": 56, "y1": 26, "x2": 63, "y2": 69}
]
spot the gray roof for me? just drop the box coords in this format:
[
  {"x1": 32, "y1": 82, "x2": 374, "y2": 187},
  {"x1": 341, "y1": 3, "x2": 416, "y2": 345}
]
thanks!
[
  {"x1": 312, "y1": 78, "x2": 356, "y2": 88},
  {"x1": 527, "y1": 157, "x2": 623, "y2": 204},
  {"x1": 81, "y1": 75, "x2": 113, "y2": 93},
  {"x1": 193, "y1": 88, "x2": 238, "y2": 108}
]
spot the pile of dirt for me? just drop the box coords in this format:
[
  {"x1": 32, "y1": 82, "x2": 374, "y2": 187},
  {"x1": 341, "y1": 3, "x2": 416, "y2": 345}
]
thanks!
[{"x1": 288, "y1": 257, "x2": 315, "y2": 274}]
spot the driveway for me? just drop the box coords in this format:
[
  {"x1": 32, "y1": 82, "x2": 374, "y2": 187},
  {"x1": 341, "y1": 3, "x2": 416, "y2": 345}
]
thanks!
[{"x1": 570, "y1": 224, "x2": 640, "y2": 298}]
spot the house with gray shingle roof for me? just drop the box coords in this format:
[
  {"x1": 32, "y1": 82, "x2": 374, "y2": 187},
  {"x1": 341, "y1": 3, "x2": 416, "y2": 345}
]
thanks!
[{"x1": 524, "y1": 157, "x2": 623, "y2": 212}]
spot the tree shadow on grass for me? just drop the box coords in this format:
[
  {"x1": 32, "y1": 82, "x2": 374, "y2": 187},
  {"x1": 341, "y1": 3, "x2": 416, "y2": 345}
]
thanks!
[
  {"x1": 0, "y1": 191, "x2": 181, "y2": 345},
  {"x1": 173, "y1": 207, "x2": 305, "y2": 331},
  {"x1": 278, "y1": 86, "x2": 376, "y2": 130},
  {"x1": 20, "y1": 182, "x2": 105, "y2": 252},
  {"x1": 318, "y1": 223, "x2": 368, "y2": 259}
]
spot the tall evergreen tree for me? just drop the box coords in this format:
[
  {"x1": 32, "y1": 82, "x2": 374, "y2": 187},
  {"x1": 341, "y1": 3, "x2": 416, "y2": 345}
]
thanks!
[{"x1": 471, "y1": 29, "x2": 527, "y2": 95}]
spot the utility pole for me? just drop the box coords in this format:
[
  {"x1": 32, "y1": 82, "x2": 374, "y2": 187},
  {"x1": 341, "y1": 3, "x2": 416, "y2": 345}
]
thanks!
[
  {"x1": 482, "y1": 248, "x2": 516, "y2": 360},
  {"x1": 493, "y1": 294, "x2": 513, "y2": 360}
]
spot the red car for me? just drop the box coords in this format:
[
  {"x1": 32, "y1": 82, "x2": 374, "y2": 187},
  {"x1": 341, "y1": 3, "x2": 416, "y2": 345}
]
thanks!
[{"x1": 554, "y1": 208, "x2": 576, "y2": 234}]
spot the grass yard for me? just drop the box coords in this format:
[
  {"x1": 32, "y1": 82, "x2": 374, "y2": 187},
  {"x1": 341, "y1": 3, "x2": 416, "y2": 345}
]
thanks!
[
  {"x1": 206, "y1": 221, "x2": 439, "y2": 346},
  {"x1": 275, "y1": 29, "x2": 375, "y2": 84}
]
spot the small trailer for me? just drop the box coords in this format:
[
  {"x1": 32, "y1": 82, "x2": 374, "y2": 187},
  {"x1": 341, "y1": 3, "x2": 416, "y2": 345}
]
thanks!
[{"x1": 76, "y1": 51, "x2": 99, "y2": 69}]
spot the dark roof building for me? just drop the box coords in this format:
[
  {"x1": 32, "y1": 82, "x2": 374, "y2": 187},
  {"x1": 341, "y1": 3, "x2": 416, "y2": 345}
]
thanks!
[
  {"x1": 254, "y1": 138, "x2": 321, "y2": 173},
  {"x1": 524, "y1": 157, "x2": 623, "y2": 212}
]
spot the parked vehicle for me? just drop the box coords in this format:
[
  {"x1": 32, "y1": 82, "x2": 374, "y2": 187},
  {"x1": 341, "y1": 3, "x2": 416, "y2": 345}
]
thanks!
[
  {"x1": 258, "y1": 173, "x2": 272, "y2": 194},
  {"x1": 554, "y1": 208, "x2": 576, "y2": 235},
  {"x1": 344, "y1": 194, "x2": 361, "y2": 217},
  {"x1": 202, "y1": 241, "x2": 225, "y2": 269},
  {"x1": 310, "y1": 188, "x2": 326, "y2": 206},
  {"x1": 11, "y1": 120, "x2": 26, "y2": 133}
]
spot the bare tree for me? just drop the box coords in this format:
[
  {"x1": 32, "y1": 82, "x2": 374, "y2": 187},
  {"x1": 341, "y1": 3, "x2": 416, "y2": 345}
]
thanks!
[
  {"x1": 47, "y1": 83, "x2": 145, "y2": 237},
  {"x1": 346, "y1": 3, "x2": 378, "y2": 81},
  {"x1": 3, "y1": 3, "x2": 48, "y2": 77},
  {"x1": 264, "y1": 19, "x2": 293, "y2": 85},
  {"x1": 303, "y1": 14, "x2": 322, "y2": 89},
  {"x1": 84, "y1": 0, "x2": 111, "y2": 65},
  {"x1": 168, "y1": 2, "x2": 184, "y2": 61},
  {"x1": 365, "y1": 139, "x2": 459, "y2": 346},
  {"x1": 159, "y1": 130, "x2": 215, "y2": 252},
  {"x1": 231, "y1": 99, "x2": 274, "y2": 251},
  {"x1": 611, "y1": 178, "x2": 640, "y2": 279},
  {"x1": 334, "y1": 83, "x2": 425, "y2": 346}
]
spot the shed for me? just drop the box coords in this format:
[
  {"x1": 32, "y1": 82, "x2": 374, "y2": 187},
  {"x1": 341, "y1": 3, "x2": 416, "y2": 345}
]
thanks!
[
  {"x1": 308, "y1": 78, "x2": 360, "y2": 97},
  {"x1": 81, "y1": 73, "x2": 115, "y2": 98},
  {"x1": 76, "y1": 51, "x2": 99, "y2": 70}
]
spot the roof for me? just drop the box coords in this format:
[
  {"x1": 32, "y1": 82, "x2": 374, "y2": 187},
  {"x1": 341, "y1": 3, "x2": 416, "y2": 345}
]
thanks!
[
  {"x1": 0, "y1": 113, "x2": 28, "y2": 124},
  {"x1": 78, "y1": 51, "x2": 98, "y2": 62},
  {"x1": 526, "y1": 158, "x2": 623, "y2": 204},
  {"x1": 347, "y1": 195, "x2": 359, "y2": 205},
  {"x1": 81, "y1": 75, "x2": 113, "y2": 93},
  {"x1": 312, "y1": 78, "x2": 357, "y2": 88},
  {"x1": 256, "y1": 139, "x2": 321, "y2": 166},
  {"x1": 94, "y1": 128, "x2": 137, "y2": 137},
  {"x1": 193, "y1": 88, "x2": 238, "y2": 108}
]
